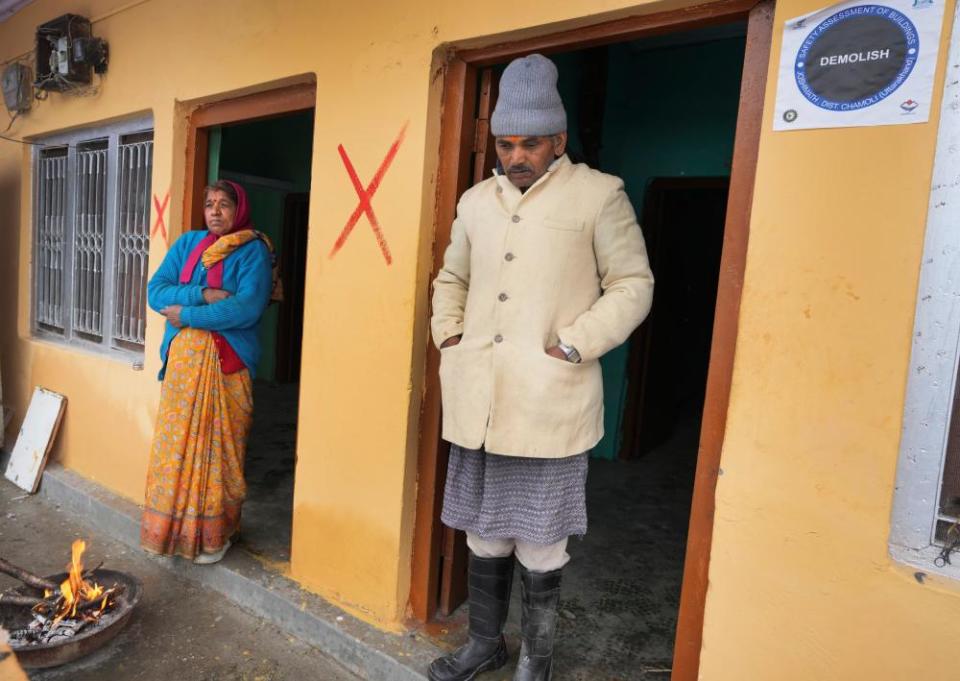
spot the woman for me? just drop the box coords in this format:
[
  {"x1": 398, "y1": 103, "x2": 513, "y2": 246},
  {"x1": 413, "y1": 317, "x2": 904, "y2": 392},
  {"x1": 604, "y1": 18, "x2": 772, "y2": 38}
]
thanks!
[{"x1": 141, "y1": 180, "x2": 274, "y2": 564}]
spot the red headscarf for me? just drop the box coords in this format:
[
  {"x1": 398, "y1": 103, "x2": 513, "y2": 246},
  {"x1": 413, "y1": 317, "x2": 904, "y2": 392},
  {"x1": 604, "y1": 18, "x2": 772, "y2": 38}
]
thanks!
[{"x1": 221, "y1": 179, "x2": 251, "y2": 231}]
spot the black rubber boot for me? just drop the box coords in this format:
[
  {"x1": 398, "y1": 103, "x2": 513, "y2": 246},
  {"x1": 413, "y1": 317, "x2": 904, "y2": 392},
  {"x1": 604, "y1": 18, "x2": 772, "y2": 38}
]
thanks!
[
  {"x1": 428, "y1": 553, "x2": 514, "y2": 681},
  {"x1": 513, "y1": 565, "x2": 562, "y2": 681}
]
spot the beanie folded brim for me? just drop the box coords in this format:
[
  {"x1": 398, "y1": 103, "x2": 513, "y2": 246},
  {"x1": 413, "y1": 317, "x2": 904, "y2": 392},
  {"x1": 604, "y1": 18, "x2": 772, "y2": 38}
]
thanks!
[{"x1": 490, "y1": 108, "x2": 567, "y2": 137}]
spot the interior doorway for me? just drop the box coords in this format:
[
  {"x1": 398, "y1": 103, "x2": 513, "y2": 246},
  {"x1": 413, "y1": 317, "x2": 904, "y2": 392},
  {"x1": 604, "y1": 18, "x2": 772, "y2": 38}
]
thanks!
[
  {"x1": 412, "y1": 3, "x2": 772, "y2": 680},
  {"x1": 183, "y1": 84, "x2": 315, "y2": 565},
  {"x1": 620, "y1": 178, "x2": 729, "y2": 461}
]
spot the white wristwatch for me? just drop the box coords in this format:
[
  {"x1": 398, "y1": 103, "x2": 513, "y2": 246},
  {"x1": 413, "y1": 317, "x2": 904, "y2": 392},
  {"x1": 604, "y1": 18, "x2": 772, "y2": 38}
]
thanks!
[{"x1": 557, "y1": 342, "x2": 581, "y2": 364}]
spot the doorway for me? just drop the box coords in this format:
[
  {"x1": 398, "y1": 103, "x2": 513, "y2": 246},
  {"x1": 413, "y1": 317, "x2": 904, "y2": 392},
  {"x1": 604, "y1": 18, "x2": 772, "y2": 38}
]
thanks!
[
  {"x1": 620, "y1": 178, "x2": 729, "y2": 461},
  {"x1": 412, "y1": 3, "x2": 772, "y2": 680},
  {"x1": 183, "y1": 84, "x2": 315, "y2": 564}
]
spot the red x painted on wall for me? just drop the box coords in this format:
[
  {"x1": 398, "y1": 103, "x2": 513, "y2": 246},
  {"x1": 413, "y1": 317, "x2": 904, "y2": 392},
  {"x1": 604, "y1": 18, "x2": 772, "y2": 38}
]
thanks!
[
  {"x1": 151, "y1": 192, "x2": 169, "y2": 245},
  {"x1": 329, "y1": 123, "x2": 408, "y2": 265}
]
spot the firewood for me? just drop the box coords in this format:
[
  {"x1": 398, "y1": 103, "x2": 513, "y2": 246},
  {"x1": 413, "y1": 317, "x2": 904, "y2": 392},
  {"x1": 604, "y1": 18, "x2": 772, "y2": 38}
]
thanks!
[
  {"x1": 75, "y1": 585, "x2": 124, "y2": 614},
  {"x1": 0, "y1": 558, "x2": 58, "y2": 592},
  {"x1": 82, "y1": 562, "x2": 103, "y2": 579},
  {"x1": 0, "y1": 593, "x2": 44, "y2": 607}
]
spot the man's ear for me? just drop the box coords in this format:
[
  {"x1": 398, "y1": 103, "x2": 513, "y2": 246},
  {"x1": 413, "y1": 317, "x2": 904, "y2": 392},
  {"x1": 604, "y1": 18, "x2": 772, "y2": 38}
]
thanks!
[{"x1": 553, "y1": 132, "x2": 568, "y2": 157}]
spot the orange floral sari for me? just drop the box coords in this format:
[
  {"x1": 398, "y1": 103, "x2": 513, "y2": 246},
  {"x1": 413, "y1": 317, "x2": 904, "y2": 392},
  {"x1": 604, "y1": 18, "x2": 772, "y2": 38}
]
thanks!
[{"x1": 140, "y1": 327, "x2": 252, "y2": 559}]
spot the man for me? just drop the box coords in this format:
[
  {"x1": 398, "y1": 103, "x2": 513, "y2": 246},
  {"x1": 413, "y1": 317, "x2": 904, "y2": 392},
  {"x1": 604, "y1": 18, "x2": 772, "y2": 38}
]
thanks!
[{"x1": 429, "y1": 54, "x2": 654, "y2": 681}]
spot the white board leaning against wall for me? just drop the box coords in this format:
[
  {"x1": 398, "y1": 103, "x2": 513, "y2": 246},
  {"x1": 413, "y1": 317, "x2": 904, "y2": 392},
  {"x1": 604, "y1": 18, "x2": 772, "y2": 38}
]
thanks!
[
  {"x1": 775, "y1": 0, "x2": 946, "y2": 130},
  {"x1": 3, "y1": 388, "x2": 67, "y2": 493}
]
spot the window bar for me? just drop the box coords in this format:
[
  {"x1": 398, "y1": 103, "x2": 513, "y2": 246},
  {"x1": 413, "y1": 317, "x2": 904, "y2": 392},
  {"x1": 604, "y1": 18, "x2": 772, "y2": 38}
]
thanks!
[
  {"x1": 48, "y1": 158, "x2": 63, "y2": 327},
  {"x1": 114, "y1": 136, "x2": 152, "y2": 347},
  {"x1": 126, "y1": 142, "x2": 137, "y2": 341},
  {"x1": 50, "y1": 158, "x2": 65, "y2": 326},
  {"x1": 73, "y1": 146, "x2": 107, "y2": 338},
  {"x1": 75, "y1": 151, "x2": 87, "y2": 333},
  {"x1": 46, "y1": 155, "x2": 56, "y2": 326},
  {"x1": 88, "y1": 151, "x2": 96, "y2": 333},
  {"x1": 59, "y1": 155, "x2": 68, "y2": 328},
  {"x1": 116, "y1": 142, "x2": 131, "y2": 342},
  {"x1": 87, "y1": 152, "x2": 94, "y2": 332},
  {"x1": 100, "y1": 134, "x2": 119, "y2": 350},
  {"x1": 128, "y1": 143, "x2": 139, "y2": 341},
  {"x1": 120, "y1": 146, "x2": 132, "y2": 346},
  {"x1": 56, "y1": 156, "x2": 66, "y2": 328},
  {"x1": 50, "y1": 156, "x2": 59, "y2": 327},
  {"x1": 138, "y1": 141, "x2": 153, "y2": 342},
  {"x1": 115, "y1": 143, "x2": 127, "y2": 342},
  {"x1": 44, "y1": 156, "x2": 56, "y2": 327},
  {"x1": 47, "y1": 157, "x2": 67, "y2": 330},
  {"x1": 46, "y1": 155, "x2": 54, "y2": 327},
  {"x1": 95, "y1": 147, "x2": 105, "y2": 332},
  {"x1": 36, "y1": 154, "x2": 47, "y2": 326},
  {"x1": 95, "y1": 150, "x2": 102, "y2": 333}
]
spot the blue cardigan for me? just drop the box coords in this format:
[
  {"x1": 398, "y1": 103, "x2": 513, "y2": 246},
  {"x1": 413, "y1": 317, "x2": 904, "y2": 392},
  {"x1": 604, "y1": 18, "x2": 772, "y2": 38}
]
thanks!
[{"x1": 147, "y1": 230, "x2": 273, "y2": 379}]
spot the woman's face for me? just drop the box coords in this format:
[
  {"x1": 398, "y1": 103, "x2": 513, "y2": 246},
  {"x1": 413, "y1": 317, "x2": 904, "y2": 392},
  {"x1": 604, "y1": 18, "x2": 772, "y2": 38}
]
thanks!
[{"x1": 204, "y1": 190, "x2": 237, "y2": 236}]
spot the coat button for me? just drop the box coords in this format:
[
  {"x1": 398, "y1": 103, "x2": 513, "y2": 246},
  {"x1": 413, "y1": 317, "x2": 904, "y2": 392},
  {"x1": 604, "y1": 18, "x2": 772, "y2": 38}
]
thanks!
[
  {"x1": 496, "y1": 186, "x2": 503, "y2": 194},
  {"x1": 511, "y1": 215, "x2": 521, "y2": 223},
  {"x1": 504, "y1": 252, "x2": 515, "y2": 262},
  {"x1": 494, "y1": 334, "x2": 503, "y2": 343},
  {"x1": 498, "y1": 293, "x2": 508, "y2": 302}
]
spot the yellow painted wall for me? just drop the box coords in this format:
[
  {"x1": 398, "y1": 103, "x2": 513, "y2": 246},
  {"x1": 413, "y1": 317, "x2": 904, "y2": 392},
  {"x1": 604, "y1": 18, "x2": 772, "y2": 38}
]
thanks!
[
  {"x1": 0, "y1": 0, "x2": 684, "y2": 626},
  {"x1": 1, "y1": 0, "x2": 959, "y2": 668},
  {"x1": 699, "y1": 3, "x2": 960, "y2": 681}
]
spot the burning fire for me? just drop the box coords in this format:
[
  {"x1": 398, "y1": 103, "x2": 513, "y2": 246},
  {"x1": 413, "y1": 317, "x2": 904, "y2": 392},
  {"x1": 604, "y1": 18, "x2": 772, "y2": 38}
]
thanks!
[
  {"x1": 35, "y1": 540, "x2": 116, "y2": 626},
  {"x1": 7, "y1": 539, "x2": 124, "y2": 648},
  {"x1": 44, "y1": 540, "x2": 110, "y2": 625}
]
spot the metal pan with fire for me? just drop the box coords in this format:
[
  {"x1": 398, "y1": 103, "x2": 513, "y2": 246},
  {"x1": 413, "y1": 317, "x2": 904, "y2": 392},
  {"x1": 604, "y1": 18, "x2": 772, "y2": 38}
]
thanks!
[{"x1": 0, "y1": 540, "x2": 143, "y2": 668}]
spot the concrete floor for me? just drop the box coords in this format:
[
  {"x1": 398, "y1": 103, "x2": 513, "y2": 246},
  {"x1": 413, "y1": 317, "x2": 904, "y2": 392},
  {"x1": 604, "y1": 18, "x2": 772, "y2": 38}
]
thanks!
[
  {"x1": 240, "y1": 381, "x2": 298, "y2": 563},
  {"x1": 0, "y1": 478, "x2": 359, "y2": 681},
  {"x1": 240, "y1": 380, "x2": 700, "y2": 679},
  {"x1": 550, "y1": 418, "x2": 698, "y2": 680},
  {"x1": 432, "y1": 416, "x2": 700, "y2": 681}
]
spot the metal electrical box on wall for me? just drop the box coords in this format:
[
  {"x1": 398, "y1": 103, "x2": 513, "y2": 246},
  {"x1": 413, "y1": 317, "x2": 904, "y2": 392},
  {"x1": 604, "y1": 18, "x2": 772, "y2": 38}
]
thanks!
[
  {"x1": 1, "y1": 63, "x2": 32, "y2": 113},
  {"x1": 35, "y1": 14, "x2": 108, "y2": 92}
]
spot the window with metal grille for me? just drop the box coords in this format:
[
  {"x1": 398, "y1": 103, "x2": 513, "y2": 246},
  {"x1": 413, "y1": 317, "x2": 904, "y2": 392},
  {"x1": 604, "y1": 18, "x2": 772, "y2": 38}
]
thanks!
[
  {"x1": 32, "y1": 117, "x2": 153, "y2": 357},
  {"x1": 889, "y1": 19, "x2": 960, "y2": 576}
]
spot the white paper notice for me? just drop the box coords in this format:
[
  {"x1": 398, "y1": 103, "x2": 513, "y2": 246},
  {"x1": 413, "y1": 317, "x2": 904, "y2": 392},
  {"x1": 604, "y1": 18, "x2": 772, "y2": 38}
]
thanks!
[{"x1": 774, "y1": 0, "x2": 946, "y2": 130}]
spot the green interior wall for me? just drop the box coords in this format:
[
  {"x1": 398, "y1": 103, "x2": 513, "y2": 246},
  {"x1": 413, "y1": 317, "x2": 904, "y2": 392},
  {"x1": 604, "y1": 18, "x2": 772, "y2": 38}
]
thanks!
[
  {"x1": 207, "y1": 111, "x2": 314, "y2": 381},
  {"x1": 553, "y1": 32, "x2": 746, "y2": 460}
]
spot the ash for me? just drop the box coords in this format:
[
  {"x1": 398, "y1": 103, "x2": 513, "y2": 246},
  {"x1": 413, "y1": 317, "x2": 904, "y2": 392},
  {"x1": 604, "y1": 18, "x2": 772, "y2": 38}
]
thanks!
[{"x1": 8, "y1": 605, "x2": 123, "y2": 648}]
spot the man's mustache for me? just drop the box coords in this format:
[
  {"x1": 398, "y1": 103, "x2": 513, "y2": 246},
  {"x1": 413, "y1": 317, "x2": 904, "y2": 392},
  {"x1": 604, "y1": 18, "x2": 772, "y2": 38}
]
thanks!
[{"x1": 507, "y1": 164, "x2": 533, "y2": 174}]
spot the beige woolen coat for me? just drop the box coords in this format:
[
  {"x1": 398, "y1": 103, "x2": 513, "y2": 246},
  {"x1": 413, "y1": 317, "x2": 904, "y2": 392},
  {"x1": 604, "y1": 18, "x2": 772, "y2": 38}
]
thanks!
[{"x1": 431, "y1": 155, "x2": 654, "y2": 458}]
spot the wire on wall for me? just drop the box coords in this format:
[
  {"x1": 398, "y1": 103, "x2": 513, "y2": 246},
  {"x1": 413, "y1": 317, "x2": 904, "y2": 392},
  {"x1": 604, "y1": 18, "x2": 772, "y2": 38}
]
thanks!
[{"x1": 0, "y1": 10, "x2": 108, "y2": 146}]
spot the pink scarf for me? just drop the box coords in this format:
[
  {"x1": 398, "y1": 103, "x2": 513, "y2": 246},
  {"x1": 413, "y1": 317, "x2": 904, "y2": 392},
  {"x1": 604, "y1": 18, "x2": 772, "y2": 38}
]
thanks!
[{"x1": 179, "y1": 180, "x2": 251, "y2": 286}]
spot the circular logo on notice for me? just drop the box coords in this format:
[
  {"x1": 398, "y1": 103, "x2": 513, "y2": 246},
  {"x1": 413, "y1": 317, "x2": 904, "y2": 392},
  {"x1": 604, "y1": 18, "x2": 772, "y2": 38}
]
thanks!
[
  {"x1": 783, "y1": 109, "x2": 799, "y2": 122},
  {"x1": 795, "y1": 5, "x2": 919, "y2": 112}
]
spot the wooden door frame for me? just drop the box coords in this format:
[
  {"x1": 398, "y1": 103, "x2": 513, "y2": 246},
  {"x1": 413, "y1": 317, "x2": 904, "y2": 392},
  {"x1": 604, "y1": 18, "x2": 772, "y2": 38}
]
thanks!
[
  {"x1": 411, "y1": 1, "x2": 773, "y2": 679},
  {"x1": 182, "y1": 82, "x2": 316, "y2": 233}
]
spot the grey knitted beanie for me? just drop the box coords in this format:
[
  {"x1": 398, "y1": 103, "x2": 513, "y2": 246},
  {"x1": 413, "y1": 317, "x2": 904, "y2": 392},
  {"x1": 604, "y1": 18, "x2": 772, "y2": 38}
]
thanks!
[{"x1": 491, "y1": 54, "x2": 567, "y2": 137}]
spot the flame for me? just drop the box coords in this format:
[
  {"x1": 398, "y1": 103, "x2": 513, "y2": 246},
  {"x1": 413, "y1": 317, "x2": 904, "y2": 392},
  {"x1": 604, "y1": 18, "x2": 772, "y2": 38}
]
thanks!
[{"x1": 49, "y1": 540, "x2": 110, "y2": 625}]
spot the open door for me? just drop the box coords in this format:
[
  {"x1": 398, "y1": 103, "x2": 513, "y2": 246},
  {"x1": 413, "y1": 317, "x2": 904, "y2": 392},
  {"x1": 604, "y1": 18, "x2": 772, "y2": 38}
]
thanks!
[
  {"x1": 414, "y1": 7, "x2": 772, "y2": 681},
  {"x1": 437, "y1": 67, "x2": 498, "y2": 616},
  {"x1": 182, "y1": 83, "x2": 316, "y2": 565}
]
